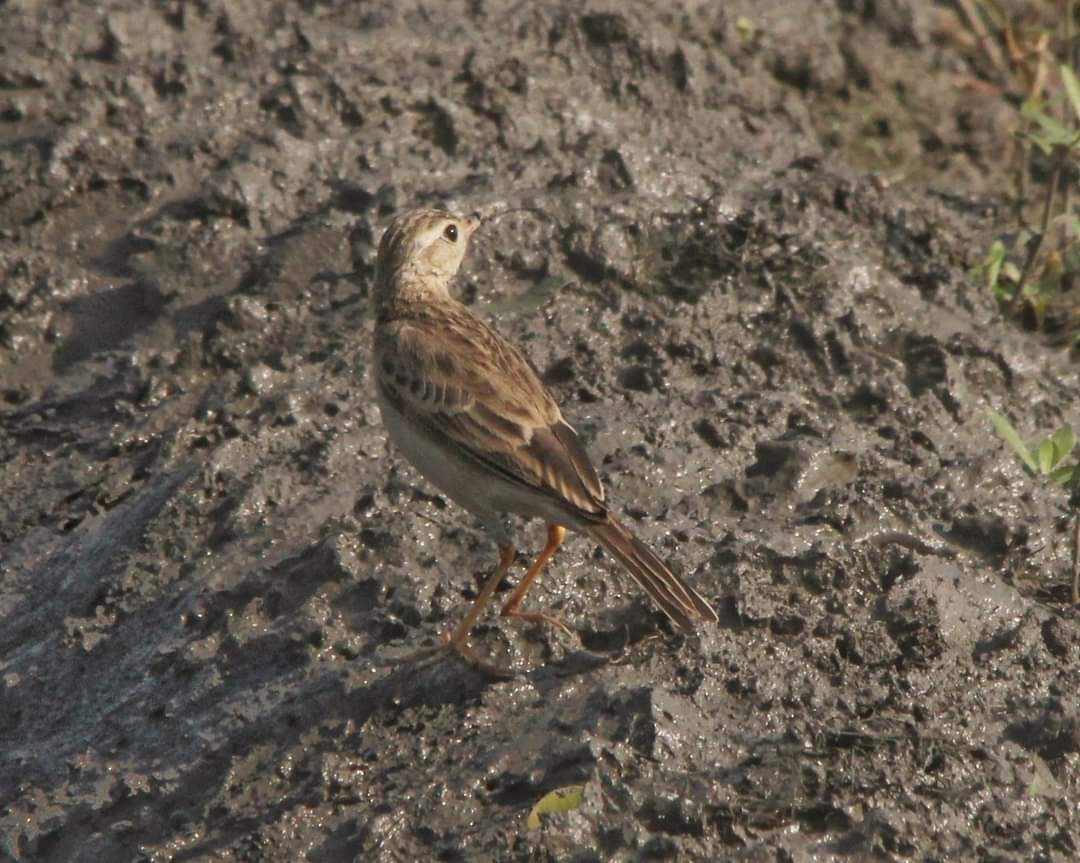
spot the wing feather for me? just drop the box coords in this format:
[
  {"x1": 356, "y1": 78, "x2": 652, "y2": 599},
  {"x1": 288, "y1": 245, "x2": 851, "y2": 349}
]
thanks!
[{"x1": 376, "y1": 304, "x2": 606, "y2": 521}]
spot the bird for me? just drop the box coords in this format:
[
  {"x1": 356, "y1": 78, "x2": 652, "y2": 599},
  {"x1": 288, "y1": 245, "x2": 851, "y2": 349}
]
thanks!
[{"x1": 372, "y1": 207, "x2": 717, "y2": 668}]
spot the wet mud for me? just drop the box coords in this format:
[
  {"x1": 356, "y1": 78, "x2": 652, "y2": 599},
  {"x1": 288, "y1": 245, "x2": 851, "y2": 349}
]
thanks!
[{"x1": 1, "y1": 2, "x2": 1078, "y2": 860}]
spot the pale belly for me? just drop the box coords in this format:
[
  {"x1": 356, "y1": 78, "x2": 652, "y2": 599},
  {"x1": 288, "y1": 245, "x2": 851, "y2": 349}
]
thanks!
[{"x1": 376, "y1": 386, "x2": 589, "y2": 541}]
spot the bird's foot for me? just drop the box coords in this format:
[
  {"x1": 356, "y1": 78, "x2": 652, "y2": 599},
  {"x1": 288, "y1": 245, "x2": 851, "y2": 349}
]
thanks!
[
  {"x1": 394, "y1": 631, "x2": 514, "y2": 679},
  {"x1": 501, "y1": 608, "x2": 577, "y2": 640}
]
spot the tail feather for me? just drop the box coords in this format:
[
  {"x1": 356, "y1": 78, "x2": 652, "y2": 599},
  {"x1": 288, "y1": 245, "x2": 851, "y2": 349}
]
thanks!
[{"x1": 587, "y1": 516, "x2": 718, "y2": 632}]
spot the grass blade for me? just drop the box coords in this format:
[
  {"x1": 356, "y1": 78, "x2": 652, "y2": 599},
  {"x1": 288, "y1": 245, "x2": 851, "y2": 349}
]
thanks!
[
  {"x1": 987, "y1": 409, "x2": 1038, "y2": 473},
  {"x1": 1062, "y1": 64, "x2": 1080, "y2": 123}
]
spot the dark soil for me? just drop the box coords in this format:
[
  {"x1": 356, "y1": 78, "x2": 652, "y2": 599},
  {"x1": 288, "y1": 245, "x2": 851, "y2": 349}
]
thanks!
[{"x1": 2, "y1": 2, "x2": 1078, "y2": 861}]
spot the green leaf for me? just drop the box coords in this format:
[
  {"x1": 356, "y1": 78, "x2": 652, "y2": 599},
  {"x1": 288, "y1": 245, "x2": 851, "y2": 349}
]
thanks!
[
  {"x1": 1023, "y1": 100, "x2": 1070, "y2": 137},
  {"x1": 527, "y1": 785, "x2": 586, "y2": 830},
  {"x1": 1001, "y1": 261, "x2": 1021, "y2": 282},
  {"x1": 987, "y1": 409, "x2": 1038, "y2": 473},
  {"x1": 1025, "y1": 130, "x2": 1059, "y2": 155},
  {"x1": 982, "y1": 240, "x2": 1006, "y2": 291},
  {"x1": 1038, "y1": 438, "x2": 1055, "y2": 474},
  {"x1": 1034, "y1": 269, "x2": 1062, "y2": 299},
  {"x1": 1048, "y1": 463, "x2": 1079, "y2": 487},
  {"x1": 1022, "y1": 99, "x2": 1073, "y2": 152},
  {"x1": 1018, "y1": 280, "x2": 1049, "y2": 324},
  {"x1": 1020, "y1": 97, "x2": 1044, "y2": 120},
  {"x1": 1051, "y1": 426, "x2": 1076, "y2": 462},
  {"x1": 1062, "y1": 64, "x2": 1080, "y2": 123}
]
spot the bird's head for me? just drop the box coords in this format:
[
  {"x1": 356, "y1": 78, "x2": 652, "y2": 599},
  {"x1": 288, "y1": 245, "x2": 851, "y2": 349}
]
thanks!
[{"x1": 374, "y1": 208, "x2": 480, "y2": 307}]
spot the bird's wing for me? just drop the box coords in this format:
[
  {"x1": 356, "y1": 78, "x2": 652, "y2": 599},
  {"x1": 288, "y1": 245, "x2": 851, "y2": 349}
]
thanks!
[{"x1": 375, "y1": 304, "x2": 606, "y2": 521}]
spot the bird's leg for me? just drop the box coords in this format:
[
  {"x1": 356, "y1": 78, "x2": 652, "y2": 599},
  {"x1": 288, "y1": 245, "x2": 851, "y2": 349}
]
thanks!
[
  {"x1": 499, "y1": 523, "x2": 575, "y2": 638},
  {"x1": 396, "y1": 544, "x2": 516, "y2": 677},
  {"x1": 446, "y1": 543, "x2": 517, "y2": 649}
]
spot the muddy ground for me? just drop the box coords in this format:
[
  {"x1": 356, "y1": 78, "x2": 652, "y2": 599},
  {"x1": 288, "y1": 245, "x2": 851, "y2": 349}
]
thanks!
[{"x1": 1, "y1": 1, "x2": 1079, "y2": 860}]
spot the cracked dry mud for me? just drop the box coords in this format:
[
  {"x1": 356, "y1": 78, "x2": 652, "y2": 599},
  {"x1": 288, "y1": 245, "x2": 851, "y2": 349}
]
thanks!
[{"x1": 1, "y1": 2, "x2": 1079, "y2": 861}]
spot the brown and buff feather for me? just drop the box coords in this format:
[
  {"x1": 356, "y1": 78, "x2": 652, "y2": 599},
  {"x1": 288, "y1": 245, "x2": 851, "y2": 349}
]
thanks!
[
  {"x1": 587, "y1": 517, "x2": 718, "y2": 631},
  {"x1": 373, "y1": 207, "x2": 718, "y2": 632},
  {"x1": 376, "y1": 302, "x2": 607, "y2": 520}
]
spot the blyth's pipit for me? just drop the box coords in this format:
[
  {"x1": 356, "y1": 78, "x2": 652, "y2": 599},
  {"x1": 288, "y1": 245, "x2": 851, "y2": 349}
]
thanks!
[{"x1": 373, "y1": 207, "x2": 718, "y2": 668}]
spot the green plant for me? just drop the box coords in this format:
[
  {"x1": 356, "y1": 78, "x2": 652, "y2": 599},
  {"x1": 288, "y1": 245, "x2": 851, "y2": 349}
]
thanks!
[
  {"x1": 976, "y1": 66, "x2": 1080, "y2": 334},
  {"x1": 964, "y1": 1, "x2": 1080, "y2": 348},
  {"x1": 988, "y1": 410, "x2": 1080, "y2": 486},
  {"x1": 988, "y1": 409, "x2": 1080, "y2": 602}
]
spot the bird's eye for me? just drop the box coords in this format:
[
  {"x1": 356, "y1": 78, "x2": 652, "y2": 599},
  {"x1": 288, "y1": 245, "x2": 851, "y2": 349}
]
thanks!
[{"x1": 443, "y1": 223, "x2": 458, "y2": 242}]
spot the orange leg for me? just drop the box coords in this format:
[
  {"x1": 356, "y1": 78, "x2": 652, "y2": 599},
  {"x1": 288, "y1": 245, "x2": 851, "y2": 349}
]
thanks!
[
  {"x1": 499, "y1": 523, "x2": 575, "y2": 637},
  {"x1": 447, "y1": 543, "x2": 517, "y2": 649},
  {"x1": 399, "y1": 544, "x2": 517, "y2": 677}
]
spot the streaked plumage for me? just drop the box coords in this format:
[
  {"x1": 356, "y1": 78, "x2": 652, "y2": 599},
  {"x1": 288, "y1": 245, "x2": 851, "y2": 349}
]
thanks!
[{"x1": 373, "y1": 207, "x2": 717, "y2": 660}]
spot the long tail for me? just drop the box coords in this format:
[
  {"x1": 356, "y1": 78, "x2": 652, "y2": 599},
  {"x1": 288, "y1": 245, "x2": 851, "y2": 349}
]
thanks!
[{"x1": 587, "y1": 516, "x2": 718, "y2": 632}]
